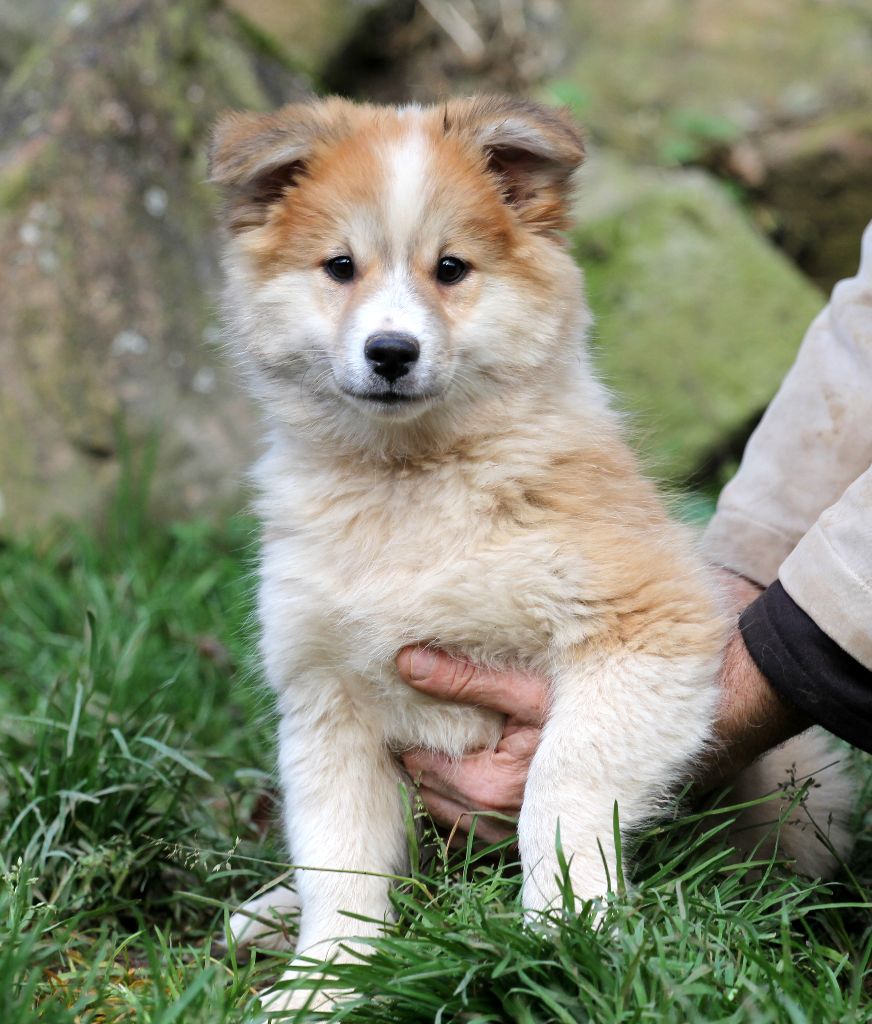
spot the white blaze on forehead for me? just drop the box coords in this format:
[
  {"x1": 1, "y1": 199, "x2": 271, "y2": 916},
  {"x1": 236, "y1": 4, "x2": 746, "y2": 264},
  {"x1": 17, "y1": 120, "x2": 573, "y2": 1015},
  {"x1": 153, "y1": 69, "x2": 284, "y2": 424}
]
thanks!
[
  {"x1": 341, "y1": 126, "x2": 437, "y2": 381},
  {"x1": 342, "y1": 127, "x2": 435, "y2": 351},
  {"x1": 383, "y1": 127, "x2": 432, "y2": 255}
]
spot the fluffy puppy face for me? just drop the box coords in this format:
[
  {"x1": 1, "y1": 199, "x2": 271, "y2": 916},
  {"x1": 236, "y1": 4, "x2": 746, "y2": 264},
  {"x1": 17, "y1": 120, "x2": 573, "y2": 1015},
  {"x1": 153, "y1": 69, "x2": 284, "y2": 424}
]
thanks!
[{"x1": 211, "y1": 97, "x2": 588, "y2": 450}]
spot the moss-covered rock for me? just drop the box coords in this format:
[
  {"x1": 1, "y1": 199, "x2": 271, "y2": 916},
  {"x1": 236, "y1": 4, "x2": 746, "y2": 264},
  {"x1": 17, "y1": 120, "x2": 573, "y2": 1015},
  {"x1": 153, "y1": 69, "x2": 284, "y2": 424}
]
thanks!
[
  {"x1": 550, "y1": 1, "x2": 872, "y2": 294},
  {"x1": 0, "y1": 0, "x2": 310, "y2": 536},
  {"x1": 559, "y1": 0, "x2": 872, "y2": 165},
  {"x1": 573, "y1": 153, "x2": 825, "y2": 484}
]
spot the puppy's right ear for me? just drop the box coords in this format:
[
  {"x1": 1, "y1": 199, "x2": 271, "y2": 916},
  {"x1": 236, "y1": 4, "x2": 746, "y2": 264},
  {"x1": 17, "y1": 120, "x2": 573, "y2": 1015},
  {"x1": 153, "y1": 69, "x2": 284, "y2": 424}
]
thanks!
[
  {"x1": 209, "y1": 104, "x2": 326, "y2": 232},
  {"x1": 445, "y1": 96, "x2": 584, "y2": 234}
]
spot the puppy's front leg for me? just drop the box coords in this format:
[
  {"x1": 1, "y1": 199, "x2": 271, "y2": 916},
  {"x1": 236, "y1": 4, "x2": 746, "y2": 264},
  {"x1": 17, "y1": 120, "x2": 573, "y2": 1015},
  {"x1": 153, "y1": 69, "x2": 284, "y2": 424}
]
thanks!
[
  {"x1": 276, "y1": 691, "x2": 408, "y2": 961},
  {"x1": 519, "y1": 650, "x2": 717, "y2": 915}
]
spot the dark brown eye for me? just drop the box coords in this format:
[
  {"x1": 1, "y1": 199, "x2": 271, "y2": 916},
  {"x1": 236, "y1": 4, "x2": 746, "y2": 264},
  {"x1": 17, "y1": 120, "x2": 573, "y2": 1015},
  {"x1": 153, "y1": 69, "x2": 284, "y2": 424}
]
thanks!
[
  {"x1": 325, "y1": 255, "x2": 354, "y2": 282},
  {"x1": 436, "y1": 256, "x2": 468, "y2": 285}
]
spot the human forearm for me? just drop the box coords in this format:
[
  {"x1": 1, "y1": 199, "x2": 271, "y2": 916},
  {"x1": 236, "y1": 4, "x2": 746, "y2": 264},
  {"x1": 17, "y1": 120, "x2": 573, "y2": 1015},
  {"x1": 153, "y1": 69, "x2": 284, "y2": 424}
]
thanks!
[{"x1": 697, "y1": 623, "x2": 810, "y2": 794}]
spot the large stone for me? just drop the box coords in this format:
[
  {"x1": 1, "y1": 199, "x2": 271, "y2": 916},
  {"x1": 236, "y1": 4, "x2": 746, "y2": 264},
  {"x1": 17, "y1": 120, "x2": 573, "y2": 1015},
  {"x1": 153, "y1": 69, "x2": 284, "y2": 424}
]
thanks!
[
  {"x1": 736, "y1": 113, "x2": 872, "y2": 293},
  {"x1": 560, "y1": 0, "x2": 872, "y2": 164},
  {"x1": 553, "y1": 0, "x2": 872, "y2": 294},
  {"x1": 230, "y1": 0, "x2": 567, "y2": 103},
  {"x1": 572, "y1": 153, "x2": 825, "y2": 484},
  {"x1": 0, "y1": 0, "x2": 311, "y2": 536}
]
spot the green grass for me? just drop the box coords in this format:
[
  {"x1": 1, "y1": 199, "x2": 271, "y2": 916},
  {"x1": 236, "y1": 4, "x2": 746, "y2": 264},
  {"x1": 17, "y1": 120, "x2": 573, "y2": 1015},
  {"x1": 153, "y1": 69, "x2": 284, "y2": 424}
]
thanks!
[{"x1": 0, "y1": 505, "x2": 869, "y2": 1022}]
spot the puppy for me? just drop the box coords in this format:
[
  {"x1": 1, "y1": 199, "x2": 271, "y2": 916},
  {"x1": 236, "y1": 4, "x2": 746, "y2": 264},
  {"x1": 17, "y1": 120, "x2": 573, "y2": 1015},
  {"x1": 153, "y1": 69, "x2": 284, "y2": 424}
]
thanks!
[{"x1": 210, "y1": 96, "x2": 853, "y2": 1006}]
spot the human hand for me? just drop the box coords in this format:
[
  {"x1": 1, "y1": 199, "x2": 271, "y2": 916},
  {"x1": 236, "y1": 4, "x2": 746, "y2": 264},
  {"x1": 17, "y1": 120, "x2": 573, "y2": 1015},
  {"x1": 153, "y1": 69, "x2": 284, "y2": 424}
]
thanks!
[{"x1": 397, "y1": 647, "x2": 546, "y2": 843}]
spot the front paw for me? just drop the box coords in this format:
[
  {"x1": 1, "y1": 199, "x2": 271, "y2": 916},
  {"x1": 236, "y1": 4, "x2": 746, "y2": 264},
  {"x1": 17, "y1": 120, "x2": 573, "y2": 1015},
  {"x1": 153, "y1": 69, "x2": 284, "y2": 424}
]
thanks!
[
  {"x1": 259, "y1": 983, "x2": 334, "y2": 1016},
  {"x1": 521, "y1": 856, "x2": 615, "y2": 929},
  {"x1": 228, "y1": 885, "x2": 299, "y2": 951},
  {"x1": 259, "y1": 968, "x2": 353, "y2": 1017},
  {"x1": 523, "y1": 857, "x2": 610, "y2": 905}
]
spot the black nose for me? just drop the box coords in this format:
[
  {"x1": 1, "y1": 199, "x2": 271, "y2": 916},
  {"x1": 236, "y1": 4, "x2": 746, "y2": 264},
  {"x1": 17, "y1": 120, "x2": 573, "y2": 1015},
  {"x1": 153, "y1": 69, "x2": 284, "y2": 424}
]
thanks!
[{"x1": 364, "y1": 332, "x2": 420, "y2": 383}]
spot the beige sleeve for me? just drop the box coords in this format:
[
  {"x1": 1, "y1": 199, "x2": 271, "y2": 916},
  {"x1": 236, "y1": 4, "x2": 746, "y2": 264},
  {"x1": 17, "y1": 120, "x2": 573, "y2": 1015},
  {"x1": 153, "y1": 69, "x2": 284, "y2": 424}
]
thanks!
[
  {"x1": 778, "y1": 466, "x2": 872, "y2": 668},
  {"x1": 704, "y1": 219, "x2": 872, "y2": 586}
]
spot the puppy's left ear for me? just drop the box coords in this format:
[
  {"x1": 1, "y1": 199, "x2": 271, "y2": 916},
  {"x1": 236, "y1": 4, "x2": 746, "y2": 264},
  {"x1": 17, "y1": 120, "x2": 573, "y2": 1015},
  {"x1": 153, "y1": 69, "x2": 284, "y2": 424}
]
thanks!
[
  {"x1": 209, "y1": 102, "x2": 337, "y2": 233},
  {"x1": 446, "y1": 96, "x2": 585, "y2": 234}
]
